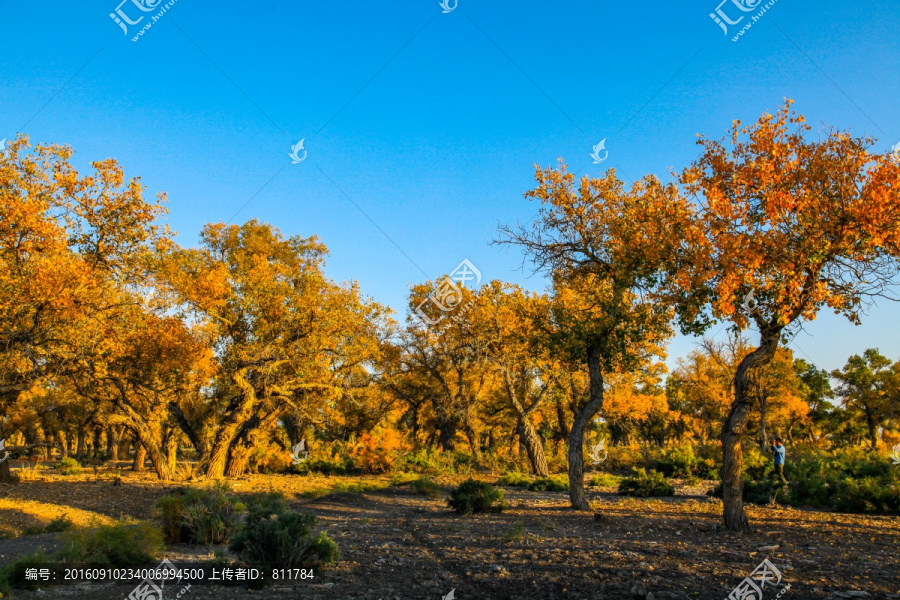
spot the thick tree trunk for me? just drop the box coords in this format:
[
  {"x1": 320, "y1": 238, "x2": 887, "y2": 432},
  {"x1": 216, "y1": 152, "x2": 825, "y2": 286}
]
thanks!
[
  {"x1": 202, "y1": 373, "x2": 259, "y2": 479},
  {"x1": 437, "y1": 416, "x2": 458, "y2": 452},
  {"x1": 106, "y1": 426, "x2": 122, "y2": 461},
  {"x1": 517, "y1": 416, "x2": 549, "y2": 477},
  {"x1": 132, "y1": 443, "x2": 146, "y2": 471},
  {"x1": 165, "y1": 433, "x2": 178, "y2": 475},
  {"x1": 76, "y1": 428, "x2": 87, "y2": 460},
  {"x1": 722, "y1": 330, "x2": 780, "y2": 532},
  {"x1": 224, "y1": 411, "x2": 280, "y2": 478},
  {"x1": 0, "y1": 459, "x2": 17, "y2": 484},
  {"x1": 568, "y1": 344, "x2": 604, "y2": 511}
]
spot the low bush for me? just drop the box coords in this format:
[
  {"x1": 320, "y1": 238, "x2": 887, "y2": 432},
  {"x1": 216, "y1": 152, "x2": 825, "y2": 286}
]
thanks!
[
  {"x1": 292, "y1": 456, "x2": 353, "y2": 476},
  {"x1": 618, "y1": 469, "x2": 675, "y2": 498},
  {"x1": 496, "y1": 472, "x2": 532, "y2": 487},
  {"x1": 409, "y1": 478, "x2": 441, "y2": 498},
  {"x1": 654, "y1": 444, "x2": 719, "y2": 479},
  {"x1": 447, "y1": 479, "x2": 507, "y2": 514},
  {"x1": 706, "y1": 448, "x2": 900, "y2": 514},
  {"x1": 389, "y1": 471, "x2": 419, "y2": 486},
  {"x1": 155, "y1": 482, "x2": 246, "y2": 544},
  {"x1": 59, "y1": 522, "x2": 163, "y2": 565},
  {"x1": 229, "y1": 510, "x2": 338, "y2": 568},
  {"x1": 527, "y1": 475, "x2": 568, "y2": 492},
  {"x1": 56, "y1": 457, "x2": 82, "y2": 476},
  {"x1": 589, "y1": 473, "x2": 621, "y2": 487},
  {"x1": 23, "y1": 515, "x2": 76, "y2": 536}
]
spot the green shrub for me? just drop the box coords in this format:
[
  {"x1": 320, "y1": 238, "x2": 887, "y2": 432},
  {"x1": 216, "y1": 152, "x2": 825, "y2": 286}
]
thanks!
[
  {"x1": 155, "y1": 482, "x2": 246, "y2": 544},
  {"x1": 830, "y1": 477, "x2": 900, "y2": 514},
  {"x1": 618, "y1": 469, "x2": 675, "y2": 498},
  {"x1": 389, "y1": 471, "x2": 419, "y2": 486},
  {"x1": 242, "y1": 491, "x2": 288, "y2": 520},
  {"x1": 706, "y1": 448, "x2": 900, "y2": 515},
  {"x1": 292, "y1": 456, "x2": 353, "y2": 476},
  {"x1": 44, "y1": 516, "x2": 76, "y2": 533},
  {"x1": 496, "y1": 472, "x2": 532, "y2": 487},
  {"x1": 527, "y1": 475, "x2": 568, "y2": 492},
  {"x1": 409, "y1": 478, "x2": 441, "y2": 498},
  {"x1": 59, "y1": 522, "x2": 163, "y2": 565},
  {"x1": 23, "y1": 516, "x2": 76, "y2": 536},
  {"x1": 589, "y1": 473, "x2": 621, "y2": 487},
  {"x1": 56, "y1": 457, "x2": 82, "y2": 476},
  {"x1": 653, "y1": 444, "x2": 720, "y2": 479},
  {"x1": 230, "y1": 510, "x2": 338, "y2": 568},
  {"x1": 447, "y1": 479, "x2": 507, "y2": 514}
]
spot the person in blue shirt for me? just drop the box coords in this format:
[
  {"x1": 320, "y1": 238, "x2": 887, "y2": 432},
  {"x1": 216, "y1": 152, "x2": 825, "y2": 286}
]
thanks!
[{"x1": 771, "y1": 437, "x2": 787, "y2": 483}]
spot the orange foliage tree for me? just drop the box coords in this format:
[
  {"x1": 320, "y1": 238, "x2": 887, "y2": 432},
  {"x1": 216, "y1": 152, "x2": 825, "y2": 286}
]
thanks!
[
  {"x1": 499, "y1": 164, "x2": 691, "y2": 509},
  {"x1": 677, "y1": 100, "x2": 900, "y2": 531},
  {"x1": 0, "y1": 136, "x2": 168, "y2": 482}
]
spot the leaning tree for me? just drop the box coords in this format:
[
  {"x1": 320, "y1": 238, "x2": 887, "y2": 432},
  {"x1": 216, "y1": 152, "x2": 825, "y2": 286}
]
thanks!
[{"x1": 677, "y1": 100, "x2": 900, "y2": 531}]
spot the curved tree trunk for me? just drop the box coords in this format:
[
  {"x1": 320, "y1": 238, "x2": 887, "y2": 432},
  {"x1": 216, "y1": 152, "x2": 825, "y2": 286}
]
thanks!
[
  {"x1": 722, "y1": 330, "x2": 780, "y2": 532},
  {"x1": 568, "y1": 344, "x2": 604, "y2": 511},
  {"x1": 202, "y1": 372, "x2": 259, "y2": 479},
  {"x1": 517, "y1": 416, "x2": 549, "y2": 477},
  {"x1": 132, "y1": 443, "x2": 146, "y2": 472}
]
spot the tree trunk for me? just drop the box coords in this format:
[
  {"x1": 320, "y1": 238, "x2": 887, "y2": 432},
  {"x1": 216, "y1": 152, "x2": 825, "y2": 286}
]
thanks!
[
  {"x1": 165, "y1": 432, "x2": 178, "y2": 475},
  {"x1": 437, "y1": 416, "x2": 458, "y2": 452},
  {"x1": 93, "y1": 427, "x2": 103, "y2": 460},
  {"x1": 517, "y1": 416, "x2": 549, "y2": 477},
  {"x1": 58, "y1": 431, "x2": 69, "y2": 458},
  {"x1": 106, "y1": 426, "x2": 122, "y2": 461},
  {"x1": 132, "y1": 443, "x2": 147, "y2": 472},
  {"x1": 0, "y1": 458, "x2": 17, "y2": 484},
  {"x1": 202, "y1": 373, "x2": 259, "y2": 479},
  {"x1": 568, "y1": 344, "x2": 604, "y2": 511},
  {"x1": 722, "y1": 330, "x2": 780, "y2": 532},
  {"x1": 758, "y1": 387, "x2": 768, "y2": 450},
  {"x1": 76, "y1": 428, "x2": 87, "y2": 460},
  {"x1": 863, "y1": 406, "x2": 878, "y2": 450}
]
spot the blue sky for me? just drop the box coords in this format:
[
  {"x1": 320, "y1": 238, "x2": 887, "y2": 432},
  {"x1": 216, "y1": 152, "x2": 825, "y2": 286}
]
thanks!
[{"x1": 2, "y1": 0, "x2": 899, "y2": 374}]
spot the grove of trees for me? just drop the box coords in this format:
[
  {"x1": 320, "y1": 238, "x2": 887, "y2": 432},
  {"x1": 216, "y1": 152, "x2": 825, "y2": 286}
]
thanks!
[{"x1": 2, "y1": 101, "x2": 899, "y2": 532}]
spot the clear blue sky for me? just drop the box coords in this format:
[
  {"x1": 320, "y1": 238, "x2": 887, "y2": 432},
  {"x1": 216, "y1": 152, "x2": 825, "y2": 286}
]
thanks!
[{"x1": 2, "y1": 0, "x2": 899, "y2": 374}]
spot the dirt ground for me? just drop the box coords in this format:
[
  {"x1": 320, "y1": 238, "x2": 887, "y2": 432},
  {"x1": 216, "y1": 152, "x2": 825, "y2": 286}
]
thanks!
[{"x1": 0, "y1": 465, "x2": 898, "y2": 600}]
